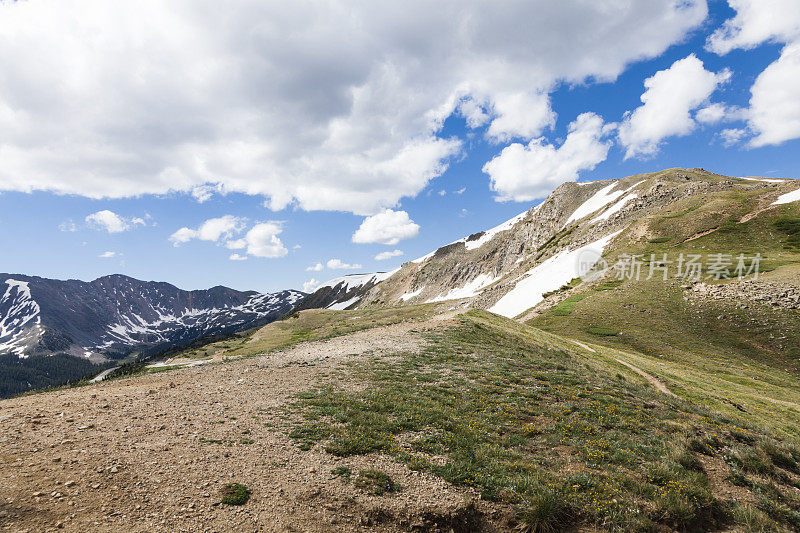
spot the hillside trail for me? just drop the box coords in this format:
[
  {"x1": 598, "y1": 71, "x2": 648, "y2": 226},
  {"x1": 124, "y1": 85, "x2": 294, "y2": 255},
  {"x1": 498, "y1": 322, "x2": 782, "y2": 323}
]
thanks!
[
  {"x1": 567, "y1": 339, "x2": 677, "y2": 397},
  {"x1": 614, "y1": 359, "x2": 677, "y2": 398},
  {"x1": 0, "y1": 311, "x2": 499, "y2": 533}
]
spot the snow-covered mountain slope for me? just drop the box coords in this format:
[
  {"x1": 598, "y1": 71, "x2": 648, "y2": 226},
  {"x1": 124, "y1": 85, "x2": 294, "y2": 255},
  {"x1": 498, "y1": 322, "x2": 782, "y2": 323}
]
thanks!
[
  {"x1": 0, "y1": 274, "x2": 304, "y2": 361},
  {"x1": 0, "y1": 279, "x2": 43, "y2": 356},
  {"x1": 306, "y1": 167, "x2": 800, "y2": 318},
  {"x1": 294, "y1": 271, "x2": 397, "y2": 311}
]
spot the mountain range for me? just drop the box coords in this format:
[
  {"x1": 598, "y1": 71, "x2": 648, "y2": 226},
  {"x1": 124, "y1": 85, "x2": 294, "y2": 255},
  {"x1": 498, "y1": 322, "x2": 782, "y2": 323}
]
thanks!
[{"x1": 0, "y1": 274, "x2": 303, "y2": 396}]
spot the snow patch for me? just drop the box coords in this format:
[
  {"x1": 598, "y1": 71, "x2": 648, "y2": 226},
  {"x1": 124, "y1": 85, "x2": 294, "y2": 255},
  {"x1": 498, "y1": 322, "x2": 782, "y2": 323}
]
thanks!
[
  {"x1": 0, "y1": 279, "x2": 42, "y2": 357},
  {"x1": 488, "y1": 231, "x2": 622, "y2": 318},
  {"x1": 327, "y1": 295, "x2": 361, "y2": 310},
  {"x1": 741, "y1": 177, "x2": 786, "y2": 183},
  {"x1": 591, "y1": 193, "x2": 638, "y2": 223},
  {"x1": 400, "y1": 287, "x2": 424, "y2": 301},
  {"x1": 95, "y1": 290, "x2": 301, "y2": 350},
  {"x1": 464, "y1": 210, "x2": 528, "y2": 251},
  {"x1": 772, "y1": 188, "x2": 800, "y2": 206},
  {"x1": 320, "y1": 273, "x2": 380, "y2": 291},
  {"x1": 425, "y1": 273, "x2": 500, "y2": 303},
  {"x1": 565, "y1": 184, "x2": 625, "y2": 225},
  {"x1": 410, "y1": 251, "x2": 435, "y2": 264}
]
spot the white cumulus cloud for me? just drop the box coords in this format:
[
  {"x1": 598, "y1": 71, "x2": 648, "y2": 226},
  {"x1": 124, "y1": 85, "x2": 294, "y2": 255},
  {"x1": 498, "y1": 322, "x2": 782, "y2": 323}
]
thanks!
[
  {"x1": 706, "y1": 0, "x2": 800, "y2": 54},
  {"x1": 352, "y1": 209, "x2": 420, "y2": 245},
  {"x1": 98, "y1": 251, "x2": 117, "y2": 258},
  {"x1": 306, "y1": 262, "x2": 324, "y2": 272},
  {"x1": 302, "y1": 278, "x2": 321, "y2": 293},
  {"x1": 85, "y1": 210, "x2": 135, "y2": 233},
  {"x1": 747, "y1": 42, "x2": 800, "y2": 147},
  {"x1": 695, "y1": 103, "x2": 746, "y2": 125},
  {"x1": 326, "y1": 259, "x2": 363, "y2": 270},
  {"x1": 242, "y1": 222, "x2": 288, "y2": 258},
  {"x1": 375, "y1": 249, "x2": 404, "y2": 261},
  {"x1": 169, "y1": 215, "x2": 246, "y2": 246},
  {"x1": 170, "y1": 217, "x2": 287, "y2": 259},
  {"x1": 708, "y1": 1, "x2": 800, "y2": 147},
  {"x1": 483, "y1": 113, "x2": 614, "y2": 202},
  {"x1": 0, "y1": 1, "x2": 708, "y2": 214},
  {"x1": 618, "y1": 55, "x2": 730, "y2": 158}
]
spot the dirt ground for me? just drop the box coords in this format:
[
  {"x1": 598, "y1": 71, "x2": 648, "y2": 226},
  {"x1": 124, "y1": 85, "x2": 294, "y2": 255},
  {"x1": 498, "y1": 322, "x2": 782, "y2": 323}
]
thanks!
[{"x1": 0, "y1": 314, "x2": 502, "y2": 533}]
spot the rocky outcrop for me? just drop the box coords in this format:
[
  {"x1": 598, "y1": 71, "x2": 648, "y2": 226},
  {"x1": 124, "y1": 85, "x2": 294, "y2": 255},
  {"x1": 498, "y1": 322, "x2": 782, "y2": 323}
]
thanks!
[{"x1": 688, "y1": 281, "x2": 800, "y2": 311}]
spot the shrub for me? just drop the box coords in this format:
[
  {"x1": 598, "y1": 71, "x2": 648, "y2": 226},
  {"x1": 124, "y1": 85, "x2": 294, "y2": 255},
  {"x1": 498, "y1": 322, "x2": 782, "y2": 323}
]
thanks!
[
  {"x1": 732, "y1": 504, "x2": 777, "y2": 532},
  {"x1": 331, "y1": 466, "x2": 352, "y2": 479},
  {"x1": 741, "y1": 449, "x2": 774, "y2": 476},
  {"x1": 593, "y1": 280, "x2": 623, "y2": 291},
  {"x1": 551, "y1": 294, "x2": 589, "y2": 316},
  {"x1": 220, "y1": 483, "x2": 251, "y2": 505},
  {"x1": 676, "y1": 450, "x2": 704, "y2": 472},
  {"x1": 727, "y1": 470, "x2": 751, "y2": 488},
  {"x1": 688, "y1": 438, "x2": 714, "y2": 456},
  {"x1": 775, "y1": 216, "x2": 800, "y2": 249}
]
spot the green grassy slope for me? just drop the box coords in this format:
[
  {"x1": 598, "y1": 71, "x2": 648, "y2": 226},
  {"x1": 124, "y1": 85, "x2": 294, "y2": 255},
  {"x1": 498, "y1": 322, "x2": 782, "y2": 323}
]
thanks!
[
  {"x1": 528, "y1": 188, "x2": 800, "y2": 439},
  {"x1": 289, "y1": 311, "x2": 800, "y2": 531}
]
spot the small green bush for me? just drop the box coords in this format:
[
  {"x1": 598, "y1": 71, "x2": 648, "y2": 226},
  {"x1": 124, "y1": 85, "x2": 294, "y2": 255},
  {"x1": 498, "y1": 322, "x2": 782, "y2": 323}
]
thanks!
[
  {"x1": 732, "y1": 504, "x2": 777, "y2": 532},
  {"x1": 593, "y1": 279, "x2": 623, "y2": 291},
  {"x1": 762, "y1": 441, "x2": 799, "y2": 473},
  {"x1": 741, "y1": 449, "x2": 774, "y2": 476},
  {"x1": 220, "y1": 483, "x2": 251, "y2": 505},
  {"x1": 688, "y1": 438, "x2": 714, "y2": 456},
  {"x1": 551, "y1": 294, "x2": 589, "y2": 316},
  {"x1": 676, "y1": 450, "x2": 704, "y2": 472},
  {"x1": 775, "y1": 217, "x2": 800, "y2": 249},
  {"x1": 331, "y1": 466, "x2": 352, "y2": 479}
]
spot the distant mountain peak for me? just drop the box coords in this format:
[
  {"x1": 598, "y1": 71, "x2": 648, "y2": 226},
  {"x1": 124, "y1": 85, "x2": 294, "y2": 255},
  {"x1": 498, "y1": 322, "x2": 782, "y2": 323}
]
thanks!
[{"x1": 0, "y1": 273, "x2": 305, "y2": 362}]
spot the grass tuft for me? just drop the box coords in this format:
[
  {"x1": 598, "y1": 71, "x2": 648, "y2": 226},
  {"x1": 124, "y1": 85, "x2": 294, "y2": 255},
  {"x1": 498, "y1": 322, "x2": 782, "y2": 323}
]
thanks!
[
  {"x1": 551, "y1": 294, "x2": 589, "y2": 316},
  {"x1": 220, "y1": 482, "x2": 251, "y2": 505},
  {"x1": 354, "y1": 469, "x2": 398, "y2": 495},
  {"x1": 516, "y1": 492, "x2": 574, "y2": 533}
]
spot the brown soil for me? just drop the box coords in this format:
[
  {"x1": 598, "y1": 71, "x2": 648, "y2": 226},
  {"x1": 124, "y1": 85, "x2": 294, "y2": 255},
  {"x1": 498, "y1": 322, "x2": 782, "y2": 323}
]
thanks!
[{"x1": 0, "y1": 315, "x2": 501, "y2": 533}]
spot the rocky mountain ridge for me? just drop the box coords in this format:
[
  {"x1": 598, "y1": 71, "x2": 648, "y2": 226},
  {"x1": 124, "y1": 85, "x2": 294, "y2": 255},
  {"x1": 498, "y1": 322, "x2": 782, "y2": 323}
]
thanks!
[{"x1": 310, "y1": 168, "x2": 800, "y2": 318}]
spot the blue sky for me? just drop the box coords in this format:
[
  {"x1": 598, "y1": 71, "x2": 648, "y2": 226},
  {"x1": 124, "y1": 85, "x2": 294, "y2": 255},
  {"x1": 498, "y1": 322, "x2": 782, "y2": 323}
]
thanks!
[{"x1": 0, "y1": 0, "x2": 799, "y2": 293}]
